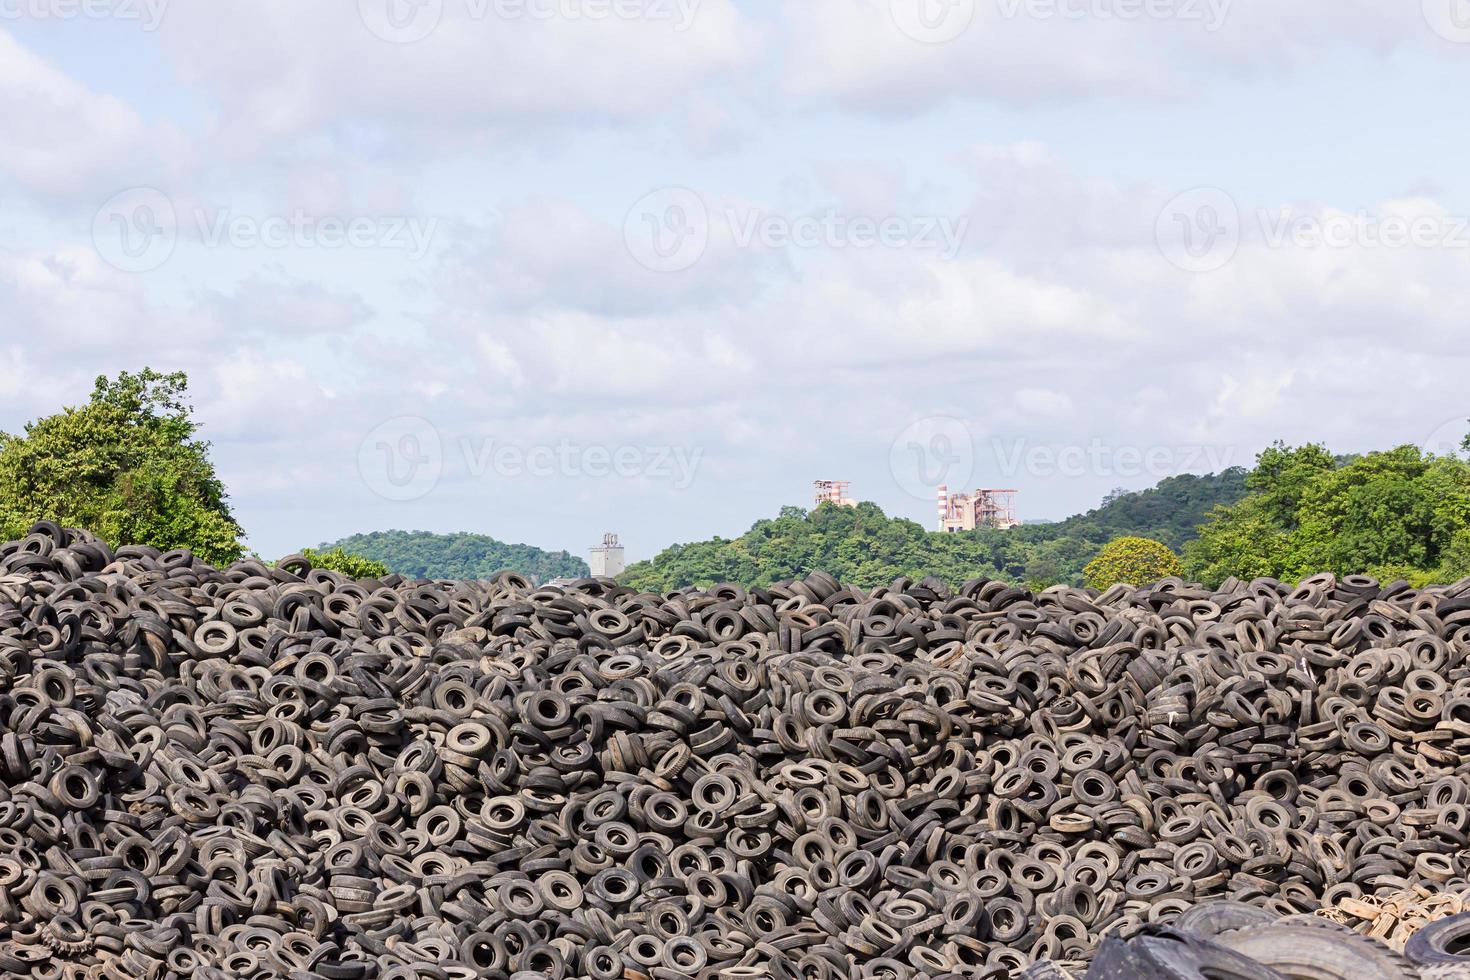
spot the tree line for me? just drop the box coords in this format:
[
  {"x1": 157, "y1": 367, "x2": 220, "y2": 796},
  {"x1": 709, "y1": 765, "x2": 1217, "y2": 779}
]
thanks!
[
  {"x1": 619, "y1": 469, "x2": 1244, "y2": 594},
  {"x1": 2, "y1": 370, "x2": 1466, "y2": 589}
]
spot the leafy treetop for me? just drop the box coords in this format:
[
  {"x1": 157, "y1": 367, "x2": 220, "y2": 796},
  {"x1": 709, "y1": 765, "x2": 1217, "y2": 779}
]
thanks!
[{"x1": 0, "y1": 369, "x2": 244, "y2": 565}]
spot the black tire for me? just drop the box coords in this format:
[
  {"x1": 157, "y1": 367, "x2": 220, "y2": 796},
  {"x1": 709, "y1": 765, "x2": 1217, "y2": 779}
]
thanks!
[
  {"x1": 1089, "y1": 927, "x2": 1289, "y2": 980},
  {"x1": 1408, "y1": 911, "x2": 1470, "y2": 966},
  {"x1": 1217, "y1": 923, "x2": 1419, "y2": 979},
  {"x1": 1176, "y1": 901, "x2": 1278, "y2": 938}
]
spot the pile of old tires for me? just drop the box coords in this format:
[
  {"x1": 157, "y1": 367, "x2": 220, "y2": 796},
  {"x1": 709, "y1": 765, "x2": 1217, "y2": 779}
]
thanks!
[{"x1": 2, "y1": 521, "x2": 1470, "y2": 979}]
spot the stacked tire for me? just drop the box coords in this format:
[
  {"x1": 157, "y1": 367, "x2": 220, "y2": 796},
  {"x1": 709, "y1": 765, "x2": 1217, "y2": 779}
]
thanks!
[{"x1": 1, "y1": 522, "x2": 1469, "y2": 978}]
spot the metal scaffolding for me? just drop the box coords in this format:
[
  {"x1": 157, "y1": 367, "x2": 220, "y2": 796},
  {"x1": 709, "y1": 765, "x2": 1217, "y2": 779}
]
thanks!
[{"x1": 937, "y1": 485, "x2": 1019, "y2": 532}]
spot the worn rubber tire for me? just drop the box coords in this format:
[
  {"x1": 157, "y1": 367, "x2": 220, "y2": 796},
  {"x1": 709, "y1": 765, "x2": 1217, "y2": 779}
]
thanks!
[
  {"x1": 1176, "y1": 901, "x2": 1278, "y2": 938},
  {"x1": 1408, "y1": 912, "x2": 1470, "y2": 966},
  {"x1": 1217, "y1": 923, "x2": 1420, "y2": 980},
  {"x1": 1089, "y1": 927, "x2": 1289, "y2": 980}
]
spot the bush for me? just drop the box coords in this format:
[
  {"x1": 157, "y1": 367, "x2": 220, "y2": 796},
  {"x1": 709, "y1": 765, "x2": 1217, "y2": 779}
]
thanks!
[
  {"x1": 298, "y1": 548, "x2": 391, "y2": 579},
  {"x1": 1366, "y1": 565, "x2": 1441, "y2": 590},
  {"x1": 1084, "y1": 536, "x2": 1182, "y2": 590}
]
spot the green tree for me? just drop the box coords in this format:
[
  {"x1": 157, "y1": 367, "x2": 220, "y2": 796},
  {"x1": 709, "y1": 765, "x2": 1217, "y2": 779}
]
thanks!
[
  {"x1": 1284, "y1": 446, "x2": 1440, "y2": 578},
  {"x1": 1248, "y1": 442, "x2": 1337, "y2": 527},
  {"x1": 298, "y1": 547, "x2": 390, "y2": 579},
  {"x1": 1185, "y1": 443, "x2": 1470, "y2": 586},
  {"x1": 1441, "y1": 529, "x2": 1470, "y2": 581},
  {"x1": 0, "y1": 369, "x2": 244, "y2": 564},
  {"x1": 317, "y1": 530, "x2": 588, "y2": 582},
  {"x1": 1183, "y1": 497, "x2": 1293, "y2": 585},
  {"x1": 1083, "y1": 536, "x2": 1182, "y2": 590}
]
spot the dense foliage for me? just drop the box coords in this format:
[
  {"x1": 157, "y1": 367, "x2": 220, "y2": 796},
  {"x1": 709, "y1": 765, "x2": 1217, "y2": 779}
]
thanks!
[
  {"x1": 0, "y1": 369, "x2": 244, "y2": 565},
  {"x1": 621, "y1": 471, "x2": 1245, "y2": 592},
  {"x1": 1183, "y1": 441, "x2": 1470, "y2": 587},
  {"x1": 1009, "y1": 470, "x2": 1246, "y2": 588},
  {"x1": 297, "y1": 547, "x2": 391, "y2": 579},
  {"x1": 1083, "y1": 536, "x2": 1182, "y2": 589},
  {"x1": 318, "y1": 530, "x2": 589, "y2": 582}
]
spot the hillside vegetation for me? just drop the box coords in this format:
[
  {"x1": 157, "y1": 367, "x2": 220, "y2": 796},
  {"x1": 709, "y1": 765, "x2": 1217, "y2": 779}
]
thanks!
[
  {"x1": 621, "y1": 471, "x2": 1247, "y2": 592},
  {"x1": 317, "y1": 530, "x2": 589, "y2": 582},
  {"x1": 7, "y1": 370, "x2": 1466, "y2": 592},
  {"x1": 1184, "y1": 441, "x2": 1470, "y2": 587}
]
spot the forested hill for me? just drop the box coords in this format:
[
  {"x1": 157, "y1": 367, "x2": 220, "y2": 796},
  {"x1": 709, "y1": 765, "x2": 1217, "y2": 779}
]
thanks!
[
  {"x1": 317, "y1": 530, "x2": 589, "y2": 582},
  {"x1": 619, "y1": 470, "x2": 1248, "y2": 592},
  {"x1": 1037, "y1": 469, "x2": 1249, "y2": 551}
]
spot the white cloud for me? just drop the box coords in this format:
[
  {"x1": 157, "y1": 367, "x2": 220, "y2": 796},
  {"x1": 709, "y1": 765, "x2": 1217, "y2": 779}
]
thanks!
[
  {"x1": 779, "y1": 0, "x2": 1430, "y2": 113},
  {"x1": 1016, "y1": 387, "x2": 1075, "y2": 417},
  {"x1": 194, "y1": 270, "x2": 374, "y2": 337},
  {"x1": 4, "y1": 5, "x2": 1469, "y2": 560},
  {"x1": 154, "y1": 0, "x2": 756, "y2": 155},
  {"x1": 0, "y1": 30, "x2": 185, "y2": 199}
]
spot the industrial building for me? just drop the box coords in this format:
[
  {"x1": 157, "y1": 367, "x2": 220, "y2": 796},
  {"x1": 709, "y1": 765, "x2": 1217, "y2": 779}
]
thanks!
[
  {"x1": 937, "y1": 485, "x2": 1020, "y2": 532},
  {"x1": 813, "y1": 480, "x2": 857, "y2": 509},
  {"x1": 589, "y1": 532, "x2": 625, "y2": 577}
]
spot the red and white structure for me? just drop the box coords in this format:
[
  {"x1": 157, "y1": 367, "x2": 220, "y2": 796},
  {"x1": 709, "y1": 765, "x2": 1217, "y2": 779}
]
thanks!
[
  {"x1": 813, "y1": 480, "x2": 857, "y2": 509},
  {"x1": 937, "y1": 486, "x2": 1019, "y2": 532}
]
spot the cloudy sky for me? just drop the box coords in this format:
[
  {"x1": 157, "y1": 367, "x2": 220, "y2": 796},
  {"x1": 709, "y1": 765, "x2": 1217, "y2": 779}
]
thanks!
[{"x1": 3, "y1": 0, "x2": 1470, "y2": 562}]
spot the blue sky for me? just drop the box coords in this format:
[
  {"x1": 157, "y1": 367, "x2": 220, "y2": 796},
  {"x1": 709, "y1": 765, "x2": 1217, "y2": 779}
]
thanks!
[{"x1": 3, "y1": 0, "x2": 1470, "y2": 563}]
